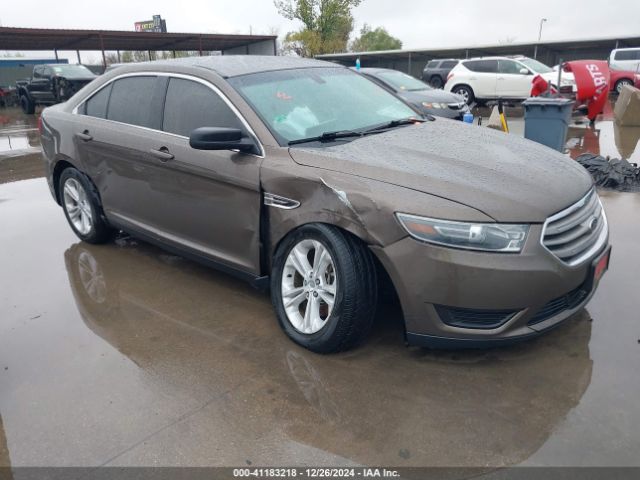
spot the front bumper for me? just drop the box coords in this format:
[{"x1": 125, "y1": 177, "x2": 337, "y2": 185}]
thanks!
[
  {"x1": 422, "y1": 105, "x2": 469, "y2": 120},
  {"x1": 371, "y1": 224, "x2": 610, "y2": 348}
]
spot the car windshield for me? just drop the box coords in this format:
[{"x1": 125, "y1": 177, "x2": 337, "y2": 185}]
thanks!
[
  {"x1": 50, "y1": 65, "x2": 95, "y2": 78},
  {"x1": 228, "y1": 67, "x2": 418, "y2": 145},
  {"x1": 375, "y1": 70, "x2": 431, "y2": 92},
  {"x1": 518, "y1": 58, "x2": 553, "y2": 74}
]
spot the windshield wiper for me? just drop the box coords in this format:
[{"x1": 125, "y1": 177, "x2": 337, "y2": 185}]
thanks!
[
  {"x1": 362, "y1": 117, "x2": 428, "y2": 134},
  {"x1": 288, "y1": 130, "x2": 363, "y2": 146}
]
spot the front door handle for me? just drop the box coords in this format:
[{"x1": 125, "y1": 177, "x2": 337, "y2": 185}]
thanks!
[
  {"x1": 76, "y1": 130, "x2": 93, "y2": 142},
  {"x1": 149, "y1": 147, "x2": 174, "y2": 162}
]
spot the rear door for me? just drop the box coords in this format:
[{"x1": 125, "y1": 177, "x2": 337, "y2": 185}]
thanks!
[
  {"x1": 463, "y1": 60, "x2": 497, "y2": 98},
  {"x1": 497, "y1": 59, "x2": 532, "y2": 98},
  {"x1": 78, "y1": 75, "x2": 165, "y2": 227}
]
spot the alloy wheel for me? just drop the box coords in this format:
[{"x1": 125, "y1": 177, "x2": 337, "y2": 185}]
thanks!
[
  {"x1": 281, "y1": 239, "x2": 337, "y2": 334},
  {"x1": 456, "y1": 88, "x2": 470, "y2": 103},
  {"x1": 77, "y1": 250, "x2": 106, "y2": 303},
  {"x1": 617, "y1": 80, "x2": 632, "y2": 93},
  {"x1": 63, "y1": 177, "x2": 93, "y2": 235}
]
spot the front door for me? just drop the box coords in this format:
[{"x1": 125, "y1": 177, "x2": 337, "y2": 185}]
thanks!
[{"x1": 497, "y1": 60, "x2": 533, "y2": 99}]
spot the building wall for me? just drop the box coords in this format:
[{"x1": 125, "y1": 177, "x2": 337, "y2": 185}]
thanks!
[{"x1": 222, "y1": 39, "x2": 276, "y2": 56}]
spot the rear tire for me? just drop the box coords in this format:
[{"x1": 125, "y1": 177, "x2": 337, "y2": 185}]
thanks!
[
  {"x1": 429, "y1": 76, "x2": 444, "y2": 89},
  {"x1": 20, "y1": 95, "x2": 35, "y2": 114},
  {"x1": 59, "y1": 168, "x2": 114, "y2": 244},
  {"x1": 271, "y1": 224, "x2": 378, "y2": 353},
  {"x1": 615, "y1": 78, "x2": 633, "y2": 94},
  {"x1": 453, "y1": 85, "x2": 475, "y2": 105}
]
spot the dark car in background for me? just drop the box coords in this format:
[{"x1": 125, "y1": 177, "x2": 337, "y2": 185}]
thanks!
[
  {"x1": 357, "y1": 67, "x2": 469, "y2": 119},
  {"x1": 17, "y1": 64, "x2": 97, "y2": 114},
  {"x1": 41, "y1": 56, "x2": 609, "y2": 353},
  {"x1": 422, "y1": 59, "x2": 460, "y2": 88}
]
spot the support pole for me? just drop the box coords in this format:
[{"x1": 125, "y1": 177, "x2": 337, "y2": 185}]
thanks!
[
  {"x1": 76, "y1": 50, "x2": 81, "y2": 64},
  {"x1": 408, "y1": 52, "x2": 412, "y2": 75},
  {"x1": 199, "y1": 35, "x2": 203, "y2": 56},
  {"x1": 117, "y1": 50, "x2": 121, "y2": 63},
  {"x1": 54, "y1": 49, "x2": 59, "y2": 62},
  {"x1": 99, "y1": 33, "x2": 107, "y2": 70},
  {"x1": 172, "y1": 50, "x2": 176, "y2": 58}
]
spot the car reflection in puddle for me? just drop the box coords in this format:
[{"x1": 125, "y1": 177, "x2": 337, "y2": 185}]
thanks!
[{"x1": 63, "y1": 237, "x2": 594, "y2": 467}]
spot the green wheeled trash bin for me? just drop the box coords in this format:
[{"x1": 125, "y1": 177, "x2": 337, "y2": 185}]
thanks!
[{"x1": 522, "y1": 97, "x2": 574, "y2": 152}]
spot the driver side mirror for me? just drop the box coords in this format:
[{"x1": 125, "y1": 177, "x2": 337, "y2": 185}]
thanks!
[
  {"x1": 189, "y1": 127, "x2": 257, "y2": 154},
  {"x1": 520, "y1": 68, "x2": 531, "y2": 75}
]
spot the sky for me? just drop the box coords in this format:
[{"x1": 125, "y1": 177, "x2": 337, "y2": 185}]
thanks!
[{"x1": 1, "y1": 0, "x2": 639, "y2": 62}]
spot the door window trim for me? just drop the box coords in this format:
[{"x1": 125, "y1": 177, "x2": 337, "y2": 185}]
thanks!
[{"x1": 72, "y1": 71, "x2": 264, "y2": 157}]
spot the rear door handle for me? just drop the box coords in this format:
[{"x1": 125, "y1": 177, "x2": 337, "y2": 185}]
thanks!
[
  {"x1": 76, "y1": 131, "x2": 93, "y2": 141},
  {"x1": 149, "y1": 147, "x2": 174, "y2": 162}
]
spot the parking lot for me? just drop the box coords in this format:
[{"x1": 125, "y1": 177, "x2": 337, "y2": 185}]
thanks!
[{"x1": 0, "y1": 99, "x2": 639, "y2": 469}]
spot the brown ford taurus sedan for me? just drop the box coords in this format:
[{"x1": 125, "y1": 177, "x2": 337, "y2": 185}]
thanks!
[{"x1": 40, "y1": 56, "x2": 610, "y2": 353}]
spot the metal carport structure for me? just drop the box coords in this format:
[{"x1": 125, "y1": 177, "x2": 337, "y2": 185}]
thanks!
[
  {"x1": 317, "y1": 35, "x2": 640, "y2": 78},
  {"x1": 0, "y1": 26, "x2": 277, "y2": 68}
]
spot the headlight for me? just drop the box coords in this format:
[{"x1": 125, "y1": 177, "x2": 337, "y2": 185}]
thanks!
[
  {"x1": 422, "y1": 102, "x2": 448, "y2": 109},
  {"x1": 396, "y1": 213, "x2": 529, "y2": 252}
]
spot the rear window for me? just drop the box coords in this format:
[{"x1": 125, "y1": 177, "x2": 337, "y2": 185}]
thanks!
[
  {"x1": 426, "y1": 60, "x2": 439, "y2": 68},
  {"x1": 84, "y1": 83, "x2": 112, "y2": 119},
  {"x1": 614, "y1": 50, "x2": 640, "y2": 61},
  {"x1": 106, "y1": 76, "x2": 156, "y2": 128},
  {"x1": 441, "y1": 60, "x2": 458, "y2": 68},
  {"x1": 162, "y1": 78, "x2": 242, "y2": 137},
  {"x1": 464, "y1": 60, "x2": 498, "y2": 73}
]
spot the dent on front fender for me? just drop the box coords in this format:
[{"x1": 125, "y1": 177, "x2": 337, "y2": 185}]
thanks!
[{"x1": 259, "y1": 150, "x2": 493, "y2": 268}]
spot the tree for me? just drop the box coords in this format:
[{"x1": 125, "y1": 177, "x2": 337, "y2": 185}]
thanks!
[
  {"x1": 274, "y1": 0, "x2": 362, "y2": 56},
  {"x1": 350, "y1": 24, "x2": 402, "y2": 52}
]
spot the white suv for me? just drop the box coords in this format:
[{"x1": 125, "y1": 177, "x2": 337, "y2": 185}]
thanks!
[{"x1": 444, "y1": 56, "x2": 575, "y2": 104}]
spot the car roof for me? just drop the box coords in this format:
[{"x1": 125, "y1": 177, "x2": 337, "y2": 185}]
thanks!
[
  {"x1": 119, "y1": 55, "x2": 341, "y2": 78},
  {"x1": 356, "y1": 67, "x2": 407, "y2": 75}
]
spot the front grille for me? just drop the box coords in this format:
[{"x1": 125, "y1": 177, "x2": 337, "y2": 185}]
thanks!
[
  {"x1": 435, "y1": 305, "x2": 517, "y2": 330},
  {"x1": 448, "y1": 102, "x2": 465, "y2": 110},
  {"x1": 528, "y1": 283, "x2": 590, "y2": 326},
  {"x1": 542, "y1": 189, "x2": 607, "y2": 266}
]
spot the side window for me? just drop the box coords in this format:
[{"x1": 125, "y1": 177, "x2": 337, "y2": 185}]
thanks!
[
  {"x1": 42, "y1": 67, "x2": 53, "y2": 78},
  {"x1": 464, "y1": 60, "x2": 498, "y2": 73},
  {"x1": 107, "y1": 76, "x2": 157, "y2": 128},
  {"x1": 162, "y1": 77, "x2": 242, "y2": 137},
  {"x1": 614, "y1": 50, "x2": 639, "y2": 61},
  {"x1": 441, "y1": 61, "x2": 458, "y2": 69},
  {"x1": 83, "y1": 83, "x2": 113, "y2": 119},
  {"x1": 499, "y1": 60, "x2": 525, "y2": 74},
  {"x1": 426, "y1": 60, "x2": 439, "y2": 68},
  {"x1": 33, "y1": 67, "x2": 43, "y2": 79}
]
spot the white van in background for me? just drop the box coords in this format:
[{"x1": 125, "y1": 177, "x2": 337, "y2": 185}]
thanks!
[{"x1": 609, "y1": 48, "x2": 640, "y2": 72}]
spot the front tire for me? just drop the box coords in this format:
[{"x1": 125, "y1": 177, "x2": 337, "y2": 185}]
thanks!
[
  {"x1": 615, "y1": 79, "x2": 633, "y2": 94},
  {"x1": 59, "y1": 168, "x2": 114, "y2": 244},
  {"x1": 453, "y1": 85, "x2": 475, "y2": 105},
  {"x1": 271, "y1": 224, "x2": 378, "y2": 353}
]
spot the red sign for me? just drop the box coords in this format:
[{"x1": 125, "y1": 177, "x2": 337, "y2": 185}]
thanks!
[{"x1": 563, "y1": 61, "x2": 610, "y2": 121}]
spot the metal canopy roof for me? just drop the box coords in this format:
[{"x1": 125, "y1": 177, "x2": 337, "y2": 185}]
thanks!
[
  {"x1": 0, "y1": 27, "x2": 277, "y2": 52},
  {"x1": 317, "y1": 35, "x2": 640, "y2": 62}
]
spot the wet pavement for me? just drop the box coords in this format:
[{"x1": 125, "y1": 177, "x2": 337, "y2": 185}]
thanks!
[{"x1": 0, "y1": 104, "x2": 639, "y2": 468}]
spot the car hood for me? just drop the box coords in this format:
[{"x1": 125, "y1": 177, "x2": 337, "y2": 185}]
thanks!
[
  {"x1": 399, "y1": 89, "x2": 465, "y2": 104},
  {"x1": 289, "y1": 120, "x2": 593, "y2": 222},
  {"x1": 541, "y1": 71, "x2": 575, "y2": 84}
]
